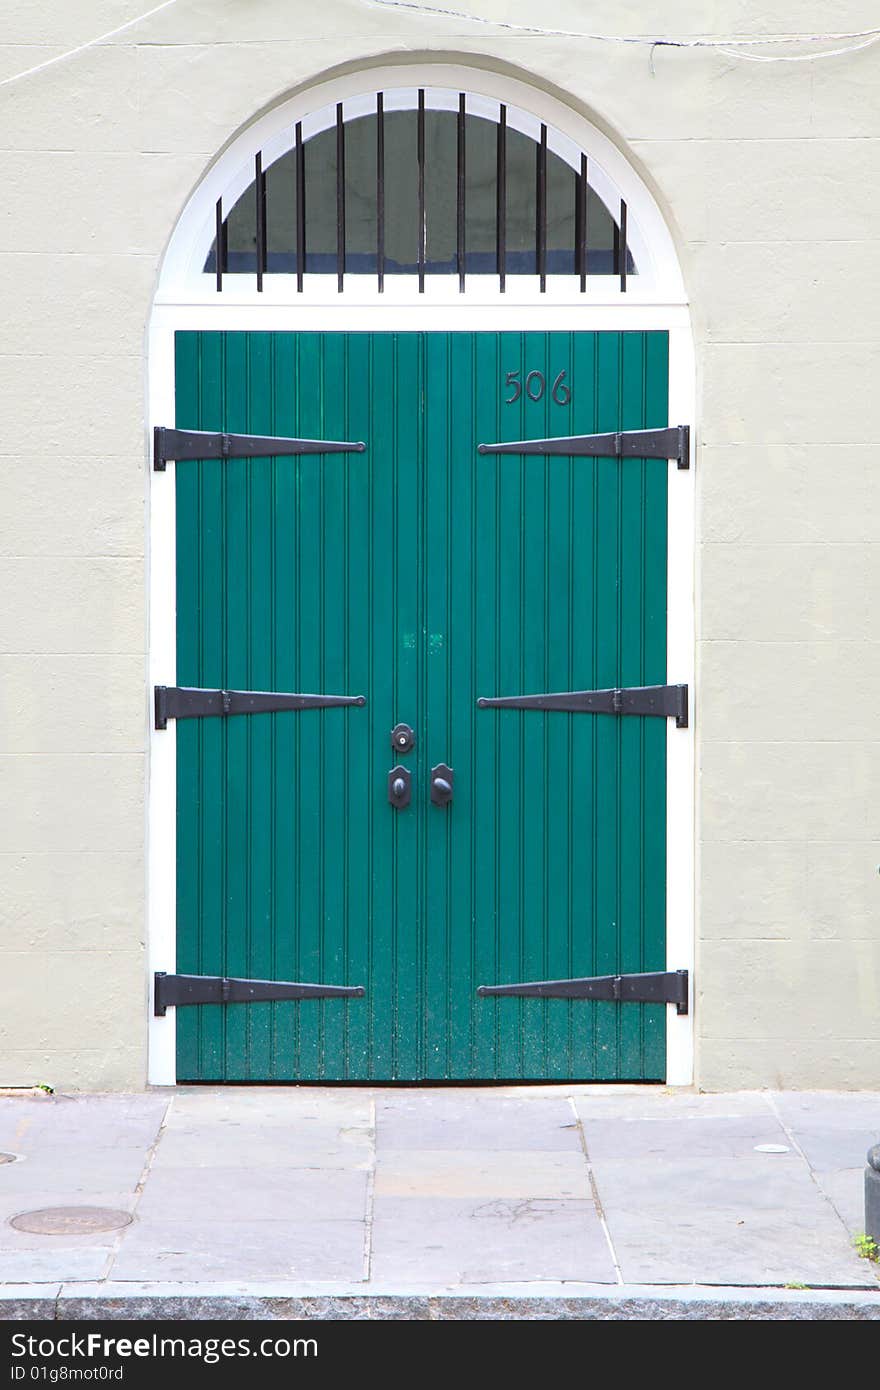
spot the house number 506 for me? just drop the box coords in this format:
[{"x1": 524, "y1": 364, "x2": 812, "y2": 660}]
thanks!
[{"x1": 505, "y1": 370, "x2": 571, "y2": 405}]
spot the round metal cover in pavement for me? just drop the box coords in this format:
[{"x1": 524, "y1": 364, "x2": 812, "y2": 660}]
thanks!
[{"x1": 9, "y1": 1206, "x2": 133, "y2": 1235}]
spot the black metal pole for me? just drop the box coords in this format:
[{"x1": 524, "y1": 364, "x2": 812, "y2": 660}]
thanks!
[
  {"x1": 295, "y1": 121, "x2": 305, "y2": 292},
  {"x1": 377, "y1": 93, "x2": 385, "y2": 292},
  {"x1": 457, "y1": 92, "x2": 466, "y2": 293},
  {"x1": 496, "y1": 105, "x2": 506, "y2": 293}
]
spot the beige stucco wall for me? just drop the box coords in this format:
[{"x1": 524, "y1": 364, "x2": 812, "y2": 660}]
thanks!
[{"x1": 1, "y1": 1, "x2": 878, "y2": 1090}]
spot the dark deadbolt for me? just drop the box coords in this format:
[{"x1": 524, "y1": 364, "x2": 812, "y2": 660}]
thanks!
[
  {"x1": 391, "y1": 722, "x2": 415, "y2": 754},
  {"x1": 388, "y1": 765, "x2": 411, "y2": 809},
  {"x1": 430, "y1": 764, "x2": 454, "y2": 806}
]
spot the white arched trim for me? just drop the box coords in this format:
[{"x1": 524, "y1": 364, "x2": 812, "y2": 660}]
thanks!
[
  {"x1": 148, "y1": 61, "x2": 694, "y2": 1088},
  {"x1": 156, "y1": 63, "x2": 686, "y2": 307}
]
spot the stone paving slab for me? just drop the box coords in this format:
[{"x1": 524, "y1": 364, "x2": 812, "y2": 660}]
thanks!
[
  {"x1": 136, "y1": 1165, "x2": 369, "y2": 1224},
  {"x1": 591, "y1": 1152, "x2": 831, "y2": 1211},
  {"x1": 155, "y1": 1125, "x2": 373, "y2": 1170},
  {"x1": 170, "y1": 1087, "x2": 373, "y2": 1126},
  {"x1": 580, "y1": 1114, "x2": 786, "y2": 1160},
  {"x1": 0, "y1": 1095, "x2": 169, "y2": 1152},
  {"x1": 370, "y1": 1196, "x2": 615, "y2": 1283},
  {"x1": 375, "y1": 1092, "x2": 581, "y2": 1151},
  {"x1": 374, "y1": 1148, "x2": 590, "y2": 1200},
  {"x1": 0, "y1": 1249, "x2": 111, "y2": 1284},
  {"x1": 599, "y1": 1206, "x2": 872, "y2": 1287},
  {"x1": 814, "y1": 1168, "x2": 864, "y2": 1235},
  {"x1": 110, "y1": 1219, "x2": 366, "y2": 1283},
  {"x1": 0, "y1": 1086, "x2": 876, "y2": 1301},
  {"x1": 570, "y1": 1089, "x2": 774, "y2": 1120}
]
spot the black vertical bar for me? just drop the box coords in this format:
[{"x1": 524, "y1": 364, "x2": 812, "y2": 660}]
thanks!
[
  {"x1": 377, "y1": 93, "x2": 385, "y2": 293},
  {"x1": 215, "y1": 197, "x2": 223, "y2": 292},
  {"x1": 336, "y1": 102, "x2": 345, "y2": 293},
  {"x1": 255, "y1": 151, "x2": 266, "y2": 292},
  {"x1": 619, "y1": 197, "x2": 628, "y2": 292},
  {"x1": 536, "y1": 122, "x2": 547, "y2": 291},
  {"x1": 497, "y1": 105, "x2": 506, "y2": 292},
  {"x1": 613, "y1": 217, "x2": 620, "y2": 286},
  {"x1": 295, "y1": 121, "x2": 305, "y2": 292},
  {"x1": 576, "y1": 153, "x2": 587, "y2": 291},
  {"x1": 417, "y1": 89, "x2": 426, "y2": 293},
  {"x1": 457, "y1": 92, "x2": 466, "y2": 293}
]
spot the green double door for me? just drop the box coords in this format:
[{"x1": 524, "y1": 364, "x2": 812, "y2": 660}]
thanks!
[{"x1": 173, "y1": 329, "x2": 669, "y2": 1082}]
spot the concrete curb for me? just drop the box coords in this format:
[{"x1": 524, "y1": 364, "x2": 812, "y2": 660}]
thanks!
[{"x1": 1, "y1": 1282, "x2": 879, "y2": 1320}]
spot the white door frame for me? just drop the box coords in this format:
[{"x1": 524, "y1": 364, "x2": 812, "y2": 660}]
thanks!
[{"x1": 147, "y1": 63, "x2": 695, "y2": 1086}]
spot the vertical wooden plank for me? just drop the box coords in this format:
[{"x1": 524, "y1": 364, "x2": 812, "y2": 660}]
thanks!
[
  {"x1": 423, "y1": 332, "x2": 451, "y2": 1077},
  {"x1": 393, "y1": 332, "x2": 422, "y2": 1079},
  {"x1": 520, "y1": 331, "x2": 549, "y2": 1077},
  {"x1": 472, "y1": 330, "x2": 500, "y2": 1077},
  {"x1": 593, "y1": 331, "x2": 622, "y2": 1080},
  {"x1": 344, "y1": 331, "x2": 372, "y2": 1078},
  {"x1": 220, "y1": 332, "x2": 250, "y2": 1079},
  {"x1": 569, "y1": 330, "x2": 598, "y2": 1079},
  {"x1": 543, "y1": 331, "x2": 576, "y2": 1078},
  {"x1": 319, "y1": 332, "x2": 348, "y2": 1075},
  {"x1": 368, "y1": 332, "x2": 397, "y2": 1078},
  {"x1": 294, "y1": 332, "x2": 324, "y2": 1076},
  {"x1": 642, "y1": 330, "x2": 670, "y2": 1080},
  {"x1": 243, "y1": 332, "x2": 275, "y2": 1077},
  {"x1": 618, "y1": 332, "x2": 647, "y2": 1079},
  {"x1": 495, "y1": 329, "x2": 525, "y2": 1078},
  {"x1": 447, "y1": 331, "x2": 476, "y2": 1076},
  {"x1": 270, "y1": 332, "x2": 298, "y2": 1077}
]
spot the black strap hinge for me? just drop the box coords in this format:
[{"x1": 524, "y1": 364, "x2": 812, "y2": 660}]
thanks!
[
  {"x1": 154, "y1": 426, "x2": 366, "y2": 471},
  {"x1": 478, "y1": 969, "x2": 689, "y2": 1015},
  {"x1": 478, "y1": 424, "x2": 690, "y2": 469},
  {"x1": 154, "y1": 685, "x2": 366, "y2": 729},
  {"x1": 154, "y1": 972, "x2": 365, "y2": 1016},
  {"x1": 478, "y1": 683, "x2": 688, "y2": 729}
]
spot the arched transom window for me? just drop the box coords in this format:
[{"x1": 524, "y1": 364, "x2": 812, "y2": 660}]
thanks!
[{"x1": 205, "y1": 89, "x2": 637, "y2": 293}]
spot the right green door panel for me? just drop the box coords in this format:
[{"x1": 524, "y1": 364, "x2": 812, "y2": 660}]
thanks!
[{"x1": 174, "y1": 329, "x2": 669, "y2": 1081}]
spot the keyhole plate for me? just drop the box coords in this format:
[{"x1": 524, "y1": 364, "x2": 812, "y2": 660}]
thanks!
[
  {"x1": 391, "y1": 723, "x2": 415, "y2": 754},
  {"x1": 388, "y1": 765, "x2": 412, "y2": 809}
]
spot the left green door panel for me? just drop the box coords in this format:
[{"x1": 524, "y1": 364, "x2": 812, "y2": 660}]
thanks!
[{"x1": 173, "y1": 329, "x2": 669, "y2": 1081}]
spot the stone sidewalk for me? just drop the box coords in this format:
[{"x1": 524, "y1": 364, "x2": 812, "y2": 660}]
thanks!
[{"x1": 0, "y1": 1086, "x2": 878, "y2": 1315}]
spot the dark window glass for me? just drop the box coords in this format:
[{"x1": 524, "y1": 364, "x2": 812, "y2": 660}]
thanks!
[
  {"x1": 266, "y1": 150, "x2": 296, "y2": 272},
  {"x1": 585, "y1": 187, "x2": 635, "y2": 275},
  {"x1": 222, "y1": 176, "x2": 258, "y2": 273},
  {"x1": 203, "y1": 100, "x2": 637, "y2": 281},
  {"x1": 303, "y1": 125, "x2": 337, "y2": 274},
  {"x1": 344, "y1": 112, "x2": 377, "y2": 274},
  {"x1": 504, "y1": 125, "x2": 536, "y2": 276},
  {"x1": 383, "y1": 109, "x2": 418, "y2": 274},
  {"x1": 546, "y1": 147, "x2": 576, "y2": 276},
  {"x1": 423, "y1": 110, "x2": 457, "y2": 273},
  {"x1": 463, "y1": 111, "x2": 496, "y2": 274}
]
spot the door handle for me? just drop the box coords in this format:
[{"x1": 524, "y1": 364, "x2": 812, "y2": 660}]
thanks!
[
  {"x1": 430, "y1": 764, "x2": 454, "y2": 806},
  {"x1": 388, "y1": 765, "x2": 411, "y2": 809}
]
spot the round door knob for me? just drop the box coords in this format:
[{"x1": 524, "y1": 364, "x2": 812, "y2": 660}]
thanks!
[
  {"x1": 392, "y1": 777, "x2": 407, "y2": 799},
  {"x1": 430, "y1": 764, "x2": 454, "y2": 805}
]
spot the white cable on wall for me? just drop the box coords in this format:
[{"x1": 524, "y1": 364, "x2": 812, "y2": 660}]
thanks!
[
  {"x1": 365, "y1": 0, "x2": 880, "y2": 63},
  {"x1": 1, "y1": 0, "x2": 878, "y2": 93},
  {"x1": 0, "y1": 0, "x2": 181, "y2": 90}
]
